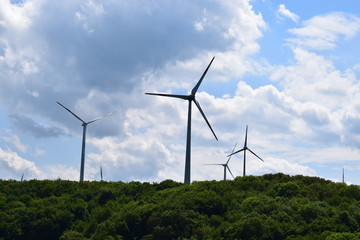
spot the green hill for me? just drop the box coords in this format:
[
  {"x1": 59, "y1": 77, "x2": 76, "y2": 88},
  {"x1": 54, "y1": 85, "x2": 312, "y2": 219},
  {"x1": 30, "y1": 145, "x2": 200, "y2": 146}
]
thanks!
[{"x1": 1, "y1": 173, "x2": 360, "y2": 240}]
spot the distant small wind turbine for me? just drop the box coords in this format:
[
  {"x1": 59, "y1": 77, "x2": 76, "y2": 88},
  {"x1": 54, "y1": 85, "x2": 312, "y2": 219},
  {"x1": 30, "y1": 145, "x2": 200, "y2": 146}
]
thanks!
[
  {"x1": 342, "y1": 168, "x2": 345, "y2": 183},
  {"x1": 57, "y1": 101, "x2": 116, "y2": 183},
  {"x1": 21, "y1": 173, "x2": 24, "y2": 182},
  {"x1": 228, "y1": 125, "x2": 264, "y2": 176},
  {"x1": 100, "y1": 166, "x2": 103, "y2": 181},
  {"x1": 146, "y1": 57, "x2": 218, "y2": 184},
  {"x1": 205, "y1": 142, "x2": 237, "y2": 180}
]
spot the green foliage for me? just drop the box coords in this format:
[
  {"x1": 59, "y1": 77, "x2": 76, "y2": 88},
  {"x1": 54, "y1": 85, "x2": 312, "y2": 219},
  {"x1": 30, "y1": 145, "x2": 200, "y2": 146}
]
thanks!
[
  {"x1": 325, "y1": 232, "x2": 360, "y2": 240},
  {"x1": 60, "y1": 230, "x2": 88, "y2": 240},
  {"x1": 1, "y1": 175, "x2": 360, "y2": 240}
]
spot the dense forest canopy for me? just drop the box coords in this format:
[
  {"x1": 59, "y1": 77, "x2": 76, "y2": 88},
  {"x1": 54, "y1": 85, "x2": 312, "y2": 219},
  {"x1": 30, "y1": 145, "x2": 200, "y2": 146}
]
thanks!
[{"x1": 1, "y1": 173, "x2": 360, "y2": 240}]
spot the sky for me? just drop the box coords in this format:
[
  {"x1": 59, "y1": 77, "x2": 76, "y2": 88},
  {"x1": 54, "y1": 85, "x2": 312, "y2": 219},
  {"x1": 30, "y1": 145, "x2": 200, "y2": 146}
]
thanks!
[{"x1": 1, "y1": 0, "x2": 360, "y2": 184}]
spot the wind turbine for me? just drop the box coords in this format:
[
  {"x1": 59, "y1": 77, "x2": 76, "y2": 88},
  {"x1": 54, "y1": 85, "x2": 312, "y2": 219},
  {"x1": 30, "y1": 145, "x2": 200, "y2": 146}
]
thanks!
[
  {"x1": 21, "y1": 173, "x2": 24, "y2": 182},
  {"x1": 205, "y1": 142, "x2": 237, "y2": 180},
  {"x1": 100, "y1": 166, "x2": 103, "y2": 181},
  {"x1": 57, "y1": 101, "x2": 116, "y2": 183},
  {"x1": 228, "y1": 125, "x2": 264, "y2": 176},
  {"x1": 145, "y1": 57, "x2": 218, "y2": 184}
]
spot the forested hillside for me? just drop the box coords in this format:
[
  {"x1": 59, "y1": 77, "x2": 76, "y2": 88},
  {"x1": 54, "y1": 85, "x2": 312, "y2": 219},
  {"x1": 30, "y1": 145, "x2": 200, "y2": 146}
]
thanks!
[{"x1": 1, "y1": 173, "x2": 360, "y2": 240}]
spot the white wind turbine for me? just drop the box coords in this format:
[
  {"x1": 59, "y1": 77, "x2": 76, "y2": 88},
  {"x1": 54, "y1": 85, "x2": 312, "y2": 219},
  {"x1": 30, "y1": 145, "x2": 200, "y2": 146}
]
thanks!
[
  {"x1": 57, "y1": 101, "x2": 116, "y2": 182},
  {"x1": 205, "y1": 142, "x2": 237, "y2": 180},
  {"x1": 228, "y1": 125, "x2": 264, "y2": 176},
  {"x1": 146, "y1": 57, "x2": 218, "y2": 184}
]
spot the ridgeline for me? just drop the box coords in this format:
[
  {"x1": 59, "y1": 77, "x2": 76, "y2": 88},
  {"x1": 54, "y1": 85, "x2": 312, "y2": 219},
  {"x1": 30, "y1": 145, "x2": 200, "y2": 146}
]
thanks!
[{"x1": 1, "y1": 173, "x2": 360, "y2": 240}]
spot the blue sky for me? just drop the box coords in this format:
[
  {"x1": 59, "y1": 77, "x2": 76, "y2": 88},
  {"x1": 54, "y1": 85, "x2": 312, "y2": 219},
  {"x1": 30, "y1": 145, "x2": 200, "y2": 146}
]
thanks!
[{"x1": 1, "y1": 0, "x2": 360, "y2": 184}]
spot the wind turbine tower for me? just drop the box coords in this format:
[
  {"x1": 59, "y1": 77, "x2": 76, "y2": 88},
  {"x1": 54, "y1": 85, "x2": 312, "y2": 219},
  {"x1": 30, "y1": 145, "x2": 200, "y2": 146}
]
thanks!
[
  {"x1": 57, "y1": 102, "x2": 115, "y2": 183},
  {"x1": 228, "y1": 125, "x2": 264, "y2": 176},
  {"x1": 146, "y1": 57, "x2": 218, "y2": 184}
]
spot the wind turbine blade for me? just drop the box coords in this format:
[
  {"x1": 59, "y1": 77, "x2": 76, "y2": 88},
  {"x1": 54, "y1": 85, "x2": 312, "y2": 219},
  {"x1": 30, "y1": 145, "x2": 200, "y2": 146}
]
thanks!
[
  {"x1": 194, "y1": 99, "x2": 218, "y2": 140},
  {"x1": 227, "y1": 148, "x2": 245, "y2": 157},
  {"x1": 145, "y1": 93, "x2": 190, "y2": 100},
  {"x1": 191, "y1": 57, "x2": 215, "y2": 95},
  {"x1": 244, "y1": 125, "x2": 248, "y2": 147},
  {"x1": 57, "y1": 101, "x2": 86, "y2": 124},
  {"x1": 247, "y1": 148, "x2": 264, "y2": 162},
  {"x1": 226, "y1": 142, "x2": 238, "y2": 164},
  {"x1": 232, "y1": 142, "x2": 238, "y2": 152},
  {"x1": 203, "y1": 163, "x2": 223, "y2": 166},
  {"x1": 227, "y1": 165, "x2": 235, "y2": 179},
  {"x1": 87, "y1": 110, "x2": 117, "y2": 124}
]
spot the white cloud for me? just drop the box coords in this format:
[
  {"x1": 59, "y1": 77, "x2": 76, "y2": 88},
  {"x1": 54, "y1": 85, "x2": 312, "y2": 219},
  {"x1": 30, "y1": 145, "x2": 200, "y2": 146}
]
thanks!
[
  {"x1": 278, "y1": 4, "x2": 299, "y2": 23},
  {"x1": 1, "y1": 134, "x2": 27, "y2": 153},
  {"x1": 0, "y1": 0, "x2": 37, "y2": 31},
  {"x1": 0, "y1": 147, "x2": 40, "y2": 178},
  {"x1": 249, "y1": 156, "x2": 316, "y2": 176},
  {"x1": 253, "y1": 43, "x2": 360, "y2": 168},
  {"x1": 86, "y1": 135, "x2": 178, "y2": 182},
  {"x1": 288, "y1": 12, "x2": 360, "y2": 50},
  {"x1": 271, "y1": 48, "x2": 359, "y2": 110},
  {"x1": 44, "y1": 165, "x2": 79, "y2": 181}
]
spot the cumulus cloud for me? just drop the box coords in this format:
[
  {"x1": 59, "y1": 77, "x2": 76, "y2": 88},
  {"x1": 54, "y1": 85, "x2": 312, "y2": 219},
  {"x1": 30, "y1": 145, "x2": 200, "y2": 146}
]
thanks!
[
  {"x1": 87, "y1": 135, "x2": 178, "y2": 182},
  {"x1": 271, "y1": 48, "x2": 358, "y2": 109},
  {"x1": 0, "y1": 0, "x2": 265, "y2": 138},
  {"x1": 0, "y1": 147, "x2": 41, "y2": 178},
  {"x1": 268, "y1": 46, "x2": 360, "y2": 150}
]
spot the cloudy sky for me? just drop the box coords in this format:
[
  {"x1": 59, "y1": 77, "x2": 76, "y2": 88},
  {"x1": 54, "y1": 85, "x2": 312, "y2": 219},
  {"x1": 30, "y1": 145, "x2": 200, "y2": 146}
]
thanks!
[{"x1": 1, "y1": 0, "x2": 360, "y2": 184}]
